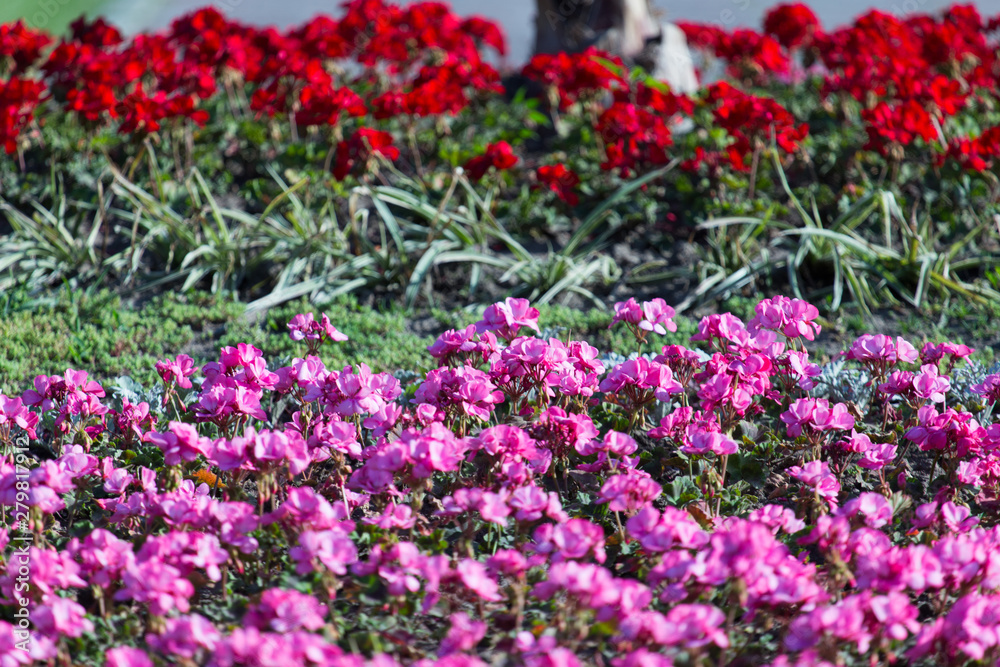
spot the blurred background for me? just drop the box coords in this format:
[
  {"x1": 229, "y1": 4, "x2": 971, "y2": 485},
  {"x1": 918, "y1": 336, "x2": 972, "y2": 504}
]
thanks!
[{"x1": 0, "y1": 0, "x2": 979, "y2": 65}]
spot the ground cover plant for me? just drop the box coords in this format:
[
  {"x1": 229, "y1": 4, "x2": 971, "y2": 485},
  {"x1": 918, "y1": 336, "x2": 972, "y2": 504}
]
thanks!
[
  {"x1": 1, "y1": 295, "x2": 1000, "y2": 665},
  {"x1": 2, "y1": 1, "x2": 1000, "y2": 314}
]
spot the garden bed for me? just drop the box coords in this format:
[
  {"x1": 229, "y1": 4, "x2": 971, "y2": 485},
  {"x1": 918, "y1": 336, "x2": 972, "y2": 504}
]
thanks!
[
  {"x1": 4, "y1": 1, "x2": 1000, "y2": 666},
  {"x1": 2, "y1": 1, "x2": 1000, "y2": 316},
  {"x1": 1, "y1": 292, "x2": 1000, "y2": 665}
]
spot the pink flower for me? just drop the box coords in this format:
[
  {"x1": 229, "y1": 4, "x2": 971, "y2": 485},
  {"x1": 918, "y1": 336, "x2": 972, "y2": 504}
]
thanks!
[
  {"x1": 363, "y1": 503, "x2": 416, "y2": 530},
  {"x1": 858, "y1": 442, "x2": 897, "y2": 470},
  {"x1": 478, "y1": 491, "x2": 512, "y2": 526},
  {"x1": 287, "y1": 312, "x2": 348, "y2": 343},
  {"x1": 912, "y1": 364, "x2": 950, "y2": 403},
  {"x1": 66, "y1": 529, "x2": 134, "y2": 589},
  {"x1": 533, "y1": 407, "x2": 599, "y2": 460},
  {"x1": 439, "y1": 612, "x2": 487, "y2": 656},
  {"x1": 579, "y1": 429, "x2": 638, "y2": 457},
  {"x1": 612, "y1": 649, "x2": 674, "y2": 667},
  {"x1": 612, "y1": 298, "x2": 678, "y2": 336},
  {"x1": 155, "y1": 354, "x2": 196, "y2": 389},
  {"x1": 145, "y1": 614, "x2": 220, "y2": 660},
  {"x1": 456, "y1": 559, "x2": 502, "y2": 601},
  {"x1": 274, "y1": 355, "x2": 327, "y2": 393},
  {"x1": 781, "y1": 397, "x2": 815, "y2": 437},
  {"x1": 845, "y1": 335, "x2": 918, "y2": 377},
  {"x1": 939, "y1": 501, "x2": 979, "y2": 533},
  {"x1": 309, "y1": 418, "x2": 361, "y2": 458},
  {"x1": 748, "y1": 504, "x2": 805, "y2": 534},
  {"x1": 428, "y1": 324, "x2": 479, "y2": 362},
  {"x1": 599, "y1": 358, "x2": 682, "y2": 403},
  {"x1": 598, "y1": 469, "x2": 661, "y2": 512},
  {"x1": 334, "y1": 363, "x2": 382, "y2": 416},
  {"x1": 912, "y1": 500, "x2": 979, "y2": 534},
  {"x1": 289, "y1": 529, "x2": 358, "y2": 576},
  {"x1": 933, "y1": 593, "x2": 1000, "y2": 661},
  {"x1": 266, "y1": 487, "x2": 350, "y2": 531},
  {"x1": 781, "y1": 350, "x2": 822, "y2": 391},
  {"x1": 401, "y1": 422, "x2": 469, "y2": 478},
  {"x1": 487, "y1": 549, "x2": 528, "y2": 577},
  {"x1": 620, "y1": 604, "x2": 729, "y2": 650},
  {"x1": 626, "y1": 506, "x2": 708, "y2": 552},
  {"x1": 533, "y1": 518, "x2": 607, "y2": 563},
  {"x1": 681, "y1": 427, "x2": 738, "y2": 456},
  {"x1": 244, "y1": 588, "x2": 327, "y2": 633},
  {"x1": 839, "y1": 429, "x2": 872, "y2": 453},
  {"x1": 115, "y1": 558, "x2": 195, "y2": 616},
  {"x1": 781, "y1": 398, "x2": 854, "y2": 438},
  {"x1": 509, "y1": 484, "x2": 565, "y2": 523},
  {"x1": 841, "y1": 492, "x2": 893, "y2": 528},
  {"x1": 476, "y1": 298, "x2": 540, "y2": 341},
  {"x1": 920, "y1": 341, "x2": 973, "y2": 369},
  {"x1": 788, "y1": 460, "x2": 841, "y2": 509},
  {"x1": 144, "y1": 421, "x2": 211, "y2": 466},
  {"x1": 748, "y1": 295, "x2": 821, "y2": 340},
  {"x1": 474, "y1": 424, "x2": 550, "y2": 480},
  {"x1": 0, "y1": 395, "x2": 39, "y2": 438},
  {"x1": 971, "y1": 373, "x2": 1000, "y2": 405},
  {"x1": 32, "y1": 598, "x2": 93, "y2": 638},
  {"x1": 690, "y1": 313, "x2": 751, "y2": 350},
  {"x1": 105, "y1": 647, "x2": 154, "y2": 667},
  {"x1": 660, "y1": 604, "x2": 730, "y2": 649}
]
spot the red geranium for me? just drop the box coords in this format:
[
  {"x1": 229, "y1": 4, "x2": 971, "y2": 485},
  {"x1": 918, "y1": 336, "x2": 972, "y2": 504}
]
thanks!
[
  {"x1": 296, "y1": 85, "x2": 367, "y2": 127},
  {"x1": 861, "y1": 100, "x2": 938, "y2": 156},
  {"x1": 464, "y1": 142, "x2": 518, "y2": 181},
  {"x1": 706, "y1": 82, "x2": 807, "y2": 170},
  {"x1": 521, "y1": 48, "x2": 628, "y2": 109},
  {"x1": 0, "y1": 76, "x2": 46, "y2": 153},
  {"x1": 763, "y1": 3, "x2": 821, "y2": 50},
  {"x1": 942, "y1": 126, "x2": 1000, "y2": 172},
  {"x1": 0, "y1": 21, "x2": 52, "y2": 73},
  {"x1": 536, "y1": 164, "x2": 580, "y2": 206},
  {"x1": 332, "y1": 128, "x2": 400, "y2": 181}
]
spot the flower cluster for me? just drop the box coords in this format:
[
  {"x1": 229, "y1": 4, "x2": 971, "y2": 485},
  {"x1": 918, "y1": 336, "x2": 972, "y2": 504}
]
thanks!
[{"x1": 3, "y1": 302, "x2": 1000, "y2": 660}]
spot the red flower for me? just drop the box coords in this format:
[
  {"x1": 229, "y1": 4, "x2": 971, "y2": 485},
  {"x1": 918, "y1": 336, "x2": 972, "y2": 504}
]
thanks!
[
  {"x1": 0, "y1": 21, "x2": 53, "y2": 73},
  {"x1": 596, "y1": 101, "x2": 674, "y2": 176},
  {"x1": 633, "y1": 83, "x2": 695, "y2": 117},
  {"x1": 295, "y1": 84, "x2": 367, "y2": 127},
  {"x1": 763, "y1": 3, "x2": 821, "y2": 50},
  {"x1": 0, "y1": 76, "x2": 46, "y2": 153},
  {"x1": 116, "y1": 85, "x2": 208, "y2": 136},
  {"x1": 463, "y1": 141, "x2": 519, "y2": 181},
  {"x1": 942, "y1": 126, "x2": 1000, "y2": 172},
  {"x1": 681, "y1": 24, "x2": 790, "y2": 82},
  {"x1": 705, "y1": 82, "x2": 807, "y2": 170},
  {"x1": 677, "y1": 22, "x2": 726, "y2": 52},
  {"x1": 461, "y1": 16, "x2": 506, "y2": 57},
  {"x1": 536, "y1": 164, "x2": 580, "y2": 206},
  {"x1": 69, "y1": 16, "x2": 122, "y2": 47},
  {"x1": 861, "y1": 100, "x2": 938, "y2": 156},
  {"x1": 521, "y1": 48, "x2": 628, "y2": 109},
  {"x1": 332, "y1": 128, "x2": 400, "y2": 181},
  {"x1": 289, "y1": 15, "x2": 350, "y2": 61}
]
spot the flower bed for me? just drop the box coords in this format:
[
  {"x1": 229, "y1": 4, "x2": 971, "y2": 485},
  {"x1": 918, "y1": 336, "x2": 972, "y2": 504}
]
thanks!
[
  {"x1": 2, "y1": 2, "x2": 1000, "y2": 311},
  {"x1": 1, "y1": 294, "x2": 999, "y2": 664}
]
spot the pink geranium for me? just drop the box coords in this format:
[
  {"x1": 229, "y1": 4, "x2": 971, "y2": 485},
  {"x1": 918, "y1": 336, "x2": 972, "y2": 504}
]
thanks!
[
  {"x1": 611, "y1": 298, "x2": 678, "y2": 342},
  {"x1": 748, "y1": 295, "x2": 821, "y2": 341},
  {"x1": 475, "y1": 298, "x2": 540, "y2": 342}
]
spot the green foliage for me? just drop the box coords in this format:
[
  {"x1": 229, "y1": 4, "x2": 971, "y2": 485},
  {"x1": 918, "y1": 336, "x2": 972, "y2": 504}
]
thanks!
[
  {"x1": 0, "y1": 288, "x2": 241, "y2": 395},
  {"x1": 4, "y1": 66, "x2": 1000, "y2": 322},
  {"x1": 2, "y1": 288, "x2": 705, "y2": 396}
]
